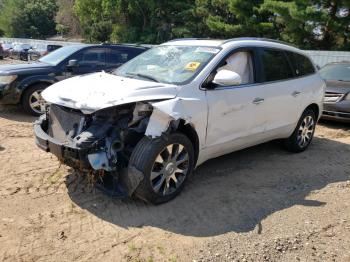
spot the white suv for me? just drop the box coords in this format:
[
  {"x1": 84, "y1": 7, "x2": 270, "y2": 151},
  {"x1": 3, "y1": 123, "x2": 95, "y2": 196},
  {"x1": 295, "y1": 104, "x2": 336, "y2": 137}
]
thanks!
[{"x1": 34, "y1": 38, "x2": 325, "y2": 204}]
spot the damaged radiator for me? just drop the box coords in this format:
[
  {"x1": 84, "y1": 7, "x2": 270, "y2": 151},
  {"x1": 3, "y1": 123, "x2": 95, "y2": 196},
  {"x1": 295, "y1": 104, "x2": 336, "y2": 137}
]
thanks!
[{"x1": 48, "y1": 104, "x2": 85, "y2": 143}]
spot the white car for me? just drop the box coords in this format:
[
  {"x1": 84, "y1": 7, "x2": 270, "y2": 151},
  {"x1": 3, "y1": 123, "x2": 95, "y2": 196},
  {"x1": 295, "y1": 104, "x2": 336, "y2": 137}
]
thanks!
[{"x1": 34, "y1": 38, "x2": 325, "y2": 204}]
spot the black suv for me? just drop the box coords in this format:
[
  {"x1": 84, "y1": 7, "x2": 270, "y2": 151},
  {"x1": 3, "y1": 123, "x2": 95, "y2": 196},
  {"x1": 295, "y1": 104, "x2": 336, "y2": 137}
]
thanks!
[{"x1": 0, "y1": 44, "x2": 149, "y2": 115}]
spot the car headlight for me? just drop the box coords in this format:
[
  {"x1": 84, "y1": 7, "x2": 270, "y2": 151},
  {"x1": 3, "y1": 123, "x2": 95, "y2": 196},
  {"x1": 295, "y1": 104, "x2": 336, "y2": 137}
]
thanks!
[{"x1": 0, "y1": 75, "x2": 17, "y2": 84}]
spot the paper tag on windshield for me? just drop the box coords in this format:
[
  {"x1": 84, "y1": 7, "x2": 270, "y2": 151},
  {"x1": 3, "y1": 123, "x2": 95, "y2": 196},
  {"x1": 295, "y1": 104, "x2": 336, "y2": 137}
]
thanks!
[
  {"x1": 185, "y1": 62, "x2": 201, "y2": 71},
  {"x1": 195, "y1": 47, "x2": 220, "y2": 54}
]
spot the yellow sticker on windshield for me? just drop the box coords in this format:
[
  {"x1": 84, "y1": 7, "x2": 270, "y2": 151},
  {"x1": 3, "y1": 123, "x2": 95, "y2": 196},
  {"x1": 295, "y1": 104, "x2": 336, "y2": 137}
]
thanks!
[{"x1": 185, "y1": 62, "x2": 201, "y2": 71}]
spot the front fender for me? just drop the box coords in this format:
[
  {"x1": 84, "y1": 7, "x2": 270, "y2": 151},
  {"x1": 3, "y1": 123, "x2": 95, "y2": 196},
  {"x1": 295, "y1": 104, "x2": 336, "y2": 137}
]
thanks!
[{"x1": 18, "y1": 75, "x2": 57, "y2": 91}]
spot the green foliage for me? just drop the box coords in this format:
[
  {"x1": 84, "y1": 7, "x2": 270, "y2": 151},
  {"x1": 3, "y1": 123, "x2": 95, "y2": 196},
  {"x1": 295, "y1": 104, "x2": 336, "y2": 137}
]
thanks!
[
  {"x1": 0, "y1": 0, "x2": 349, "y2": 50},
  {"x1": 56, "y1": 24, "x2": 69, "y2": 36},
  {"x1": 0, "y1": 0, "x2": 58, "y2": 38},
  {"x1": 55, "y1": 0, "x2": 81, "y2": 36},
  {"x1": 74, "y1": 0, "x2": 196, "y2": 43},
  {"x1": 260, "y1": 0, "x2": 350, "y2": 50},
  {"x1": 193, "y1": 0, "x2": 277, "y2": 39}
]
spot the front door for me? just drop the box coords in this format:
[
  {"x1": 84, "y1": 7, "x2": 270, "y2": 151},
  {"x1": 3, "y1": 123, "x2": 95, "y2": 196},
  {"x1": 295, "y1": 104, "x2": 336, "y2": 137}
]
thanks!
[
  {"x1": 65, "y1": 47, "x2": 107, "y2": 78},
  {"x1": 205, "y1": 48, "x2": 269, "y2": 157}
]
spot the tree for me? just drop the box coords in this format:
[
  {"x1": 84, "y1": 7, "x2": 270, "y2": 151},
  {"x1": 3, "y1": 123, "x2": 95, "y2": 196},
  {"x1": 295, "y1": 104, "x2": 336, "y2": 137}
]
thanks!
[
  {"x1": 74, "y1": 0, "x2": 115, "y2": 42},
  {"x1": 56, "y1": 0, "x2": 81, "y2": 37},
  {"x1": 192, "y1": 0, "x2": 277, "y2": 39},
  {"x1": 0, "y1": 0, "x2": 58, "y2": 38},
  {"x1": 74, "y1": 0, "x2": 196, "y2": 43},
  {"x1": 260, "y1": 0, "x2": 350, "y2": 50}
]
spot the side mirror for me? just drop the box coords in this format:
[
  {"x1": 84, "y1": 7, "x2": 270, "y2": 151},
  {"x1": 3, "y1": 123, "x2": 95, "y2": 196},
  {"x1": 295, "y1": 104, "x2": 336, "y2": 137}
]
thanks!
[
  {"x1": 67, "y1": 59, "x2": 78, "y2": 68},
  {"x1": 213, "y1": 69, "x2": 242, "y2": 86}
]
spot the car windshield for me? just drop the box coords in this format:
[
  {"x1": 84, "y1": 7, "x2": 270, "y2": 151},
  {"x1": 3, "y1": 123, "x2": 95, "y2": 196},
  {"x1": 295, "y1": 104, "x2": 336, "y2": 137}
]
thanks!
[
  {"x1": 319, "y1": 63, "x2": 350, "y2": 82},
  {"x1": 113, "y1": 45, "x2": 221, "y2": 85},
  {"x1": 39, "y1": 45, "x2": 82, "y2": 65}
]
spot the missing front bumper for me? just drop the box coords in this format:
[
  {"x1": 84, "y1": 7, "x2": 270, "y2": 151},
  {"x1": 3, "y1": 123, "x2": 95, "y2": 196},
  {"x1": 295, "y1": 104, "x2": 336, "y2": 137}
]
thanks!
[
  {"x1": 34, "y1": 116, "x2": 129, "y2": 198},
  {"x1": 34, "y1": 115, "x2": 91, "y2": 169}
]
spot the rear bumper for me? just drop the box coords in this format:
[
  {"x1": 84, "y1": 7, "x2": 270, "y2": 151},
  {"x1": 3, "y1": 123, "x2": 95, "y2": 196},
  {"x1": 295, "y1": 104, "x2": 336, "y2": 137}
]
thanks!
[{"x1": 34, "y1": 116, "x2": 91, "y2": 168}]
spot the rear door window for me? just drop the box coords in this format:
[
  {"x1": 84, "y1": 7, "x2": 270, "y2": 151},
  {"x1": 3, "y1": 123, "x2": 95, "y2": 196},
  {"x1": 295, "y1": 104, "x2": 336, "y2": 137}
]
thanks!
[
  {"x1": 260, "y1": 49, "x2": 294, "y2": 82},
  {"x1": 286, "y1": 52, "x2": 315, "y2": 77}
]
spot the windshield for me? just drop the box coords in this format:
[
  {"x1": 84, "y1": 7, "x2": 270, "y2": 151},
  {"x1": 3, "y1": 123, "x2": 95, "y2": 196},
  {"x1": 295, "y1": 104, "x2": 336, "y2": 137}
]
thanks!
[
  {"x1": 319, "y1": 64, "x2": 350, "y2": 82},
  {"x1": 39, "y1": 45, "x2": 82, "y2": 65},
  {"x1": 114, "y1": 45, "x2": 221, "y2": 85}
]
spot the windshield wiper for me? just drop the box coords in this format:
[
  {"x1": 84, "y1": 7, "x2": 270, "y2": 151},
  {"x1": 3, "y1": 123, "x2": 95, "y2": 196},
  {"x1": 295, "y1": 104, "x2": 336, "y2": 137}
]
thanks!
[{"x1": 126, "y1": 73, "x2": 160, "y2": 83}]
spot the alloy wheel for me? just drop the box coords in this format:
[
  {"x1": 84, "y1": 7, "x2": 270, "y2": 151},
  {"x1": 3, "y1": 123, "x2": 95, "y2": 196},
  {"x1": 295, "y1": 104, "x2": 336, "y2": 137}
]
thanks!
[
  {"x1": 29, "y1": 90, "x2": 46, "y2": 114},
  {"x1": 297, "y1": 115, "x2": 315, "y2": 148},
  {"x1": 150, "y1": 143, "x2": 189, "y2": 196}
]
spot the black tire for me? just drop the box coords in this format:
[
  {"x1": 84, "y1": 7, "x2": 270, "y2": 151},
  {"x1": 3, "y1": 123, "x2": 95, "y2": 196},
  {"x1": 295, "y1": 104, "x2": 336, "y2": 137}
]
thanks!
[
  {"x1": 19, "y1": 53, "x2": 28, "y2": 61},
  {"x1": 130, "y1": 132, "x2": 195, "y2": 204},
  {"x1": 284, "y1": 108, "x2": 317, "y2": 153},
  {"x1": 22, "y1": 83, "x2": 49, "y2": 116}
]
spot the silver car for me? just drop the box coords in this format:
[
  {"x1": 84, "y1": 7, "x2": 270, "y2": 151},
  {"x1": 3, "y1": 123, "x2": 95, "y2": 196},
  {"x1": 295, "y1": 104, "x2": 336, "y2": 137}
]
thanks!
[
  {"x1": 320, "y1": 62, "x2": 350, "y2": 122},
  {"x1": 34, "y1": 38, "x2": 324, "y2": 204}
]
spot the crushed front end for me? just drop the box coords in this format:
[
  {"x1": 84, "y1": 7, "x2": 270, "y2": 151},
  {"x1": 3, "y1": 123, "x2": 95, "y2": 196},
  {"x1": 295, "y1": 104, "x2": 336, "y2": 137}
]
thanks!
[{"x1": 34, "y1": 103, "x2": 153, "y2": 196}]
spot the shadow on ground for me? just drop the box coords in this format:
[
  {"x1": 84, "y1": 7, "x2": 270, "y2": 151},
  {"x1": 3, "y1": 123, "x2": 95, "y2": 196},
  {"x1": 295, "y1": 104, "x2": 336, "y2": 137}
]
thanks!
[
  {"x1": 66, "y1": 136, "x2": 350, "y2": 237},
  {"x1": 318, "y1": 119, "x2": 350, "y2": 130},
  {"x1": 0, "y1": 105, "x2": 37, "y2": 123}
]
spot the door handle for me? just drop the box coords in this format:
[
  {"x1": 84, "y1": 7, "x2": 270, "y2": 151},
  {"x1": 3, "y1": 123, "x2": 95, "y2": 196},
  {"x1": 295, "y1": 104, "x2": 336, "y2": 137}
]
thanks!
[
  {"x1": 292, "y1": 91, "x2": 301, "y2": 97},
  {"x1": 253, "y1": 98, "x2": 265, "y2": 105}
]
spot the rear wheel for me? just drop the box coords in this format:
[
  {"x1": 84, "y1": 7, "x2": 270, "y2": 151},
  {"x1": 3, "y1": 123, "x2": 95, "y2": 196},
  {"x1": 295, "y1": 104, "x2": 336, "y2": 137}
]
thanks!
[
  {"x1": 22, "y1": 83, "x2": 49, "y2": 116},
  {"x1": 285, "y1": 109, "x2": 317, "y2": 152},
  {"x1": 130, "y1": 132, "x2": 194, "y2": 204}
]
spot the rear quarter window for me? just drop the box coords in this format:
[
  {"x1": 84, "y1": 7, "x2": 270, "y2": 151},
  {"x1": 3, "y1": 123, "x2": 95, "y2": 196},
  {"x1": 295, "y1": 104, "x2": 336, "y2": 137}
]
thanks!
[
  {"x1": 287, "y1": 52, "x2": 315, "y2": 77},
  {"x1": 260, "y1": 49, "x2": 294, "y2": 82}
]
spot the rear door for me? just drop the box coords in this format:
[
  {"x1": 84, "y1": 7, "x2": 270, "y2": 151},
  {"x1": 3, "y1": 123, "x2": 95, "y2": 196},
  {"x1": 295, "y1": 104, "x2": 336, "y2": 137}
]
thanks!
[
  {"x1": 286, "y1": 51, "x2": 317, "y2": 112},
  {"x1": 256, "y1": 48, "x2": 302, "y2": 135}
]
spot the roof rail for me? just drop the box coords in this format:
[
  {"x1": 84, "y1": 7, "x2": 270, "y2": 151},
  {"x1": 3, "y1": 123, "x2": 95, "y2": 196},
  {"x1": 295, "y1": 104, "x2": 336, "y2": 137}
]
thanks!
[
  {"x1": 167, "y1": 38, "x2": 217, "y2": 42},
  {"x1": 167, "y1": 37, "x2": 298, "y2": 48},
  {"x1": 99, "y1": 42, "x2": 150, "y2": 48},
  {"x1": 222, "y1": 37, "x2": 298, "y2": 48}
]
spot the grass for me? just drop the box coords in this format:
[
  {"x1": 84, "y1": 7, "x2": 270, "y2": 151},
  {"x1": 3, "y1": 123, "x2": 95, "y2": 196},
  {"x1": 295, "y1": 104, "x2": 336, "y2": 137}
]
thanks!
[
  {"x1": 156, "y1": 245, "x2": 165, "y2": 255},
  {"x1": 48, "y1": 168, "x2": 64, "y2": 184}
]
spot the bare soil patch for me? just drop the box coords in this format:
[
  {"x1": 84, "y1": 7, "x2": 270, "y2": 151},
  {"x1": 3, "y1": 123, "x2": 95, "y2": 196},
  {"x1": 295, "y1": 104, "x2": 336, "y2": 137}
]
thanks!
[{"x1": 0, "y1": 61, "x2": 349, "y2": 261}]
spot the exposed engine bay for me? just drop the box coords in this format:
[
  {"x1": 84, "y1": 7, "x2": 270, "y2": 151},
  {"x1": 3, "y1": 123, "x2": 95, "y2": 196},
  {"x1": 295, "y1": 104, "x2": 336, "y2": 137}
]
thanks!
[
  {"x1": 47, "y1": 103, "x2": 152, "y2": 171},
  {"x1": 35, "y1": 101, "x2": 184, "y2": 197}
]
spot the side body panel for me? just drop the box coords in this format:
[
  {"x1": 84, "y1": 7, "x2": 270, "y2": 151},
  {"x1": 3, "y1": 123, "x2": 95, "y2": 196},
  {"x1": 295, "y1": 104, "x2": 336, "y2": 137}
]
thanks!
[
  {"x1": 193, "y1": 42, "x2": 325, "y2": 167},
  {"x1": 204, "y1": 84, "x2": 268, "y2": 157}
]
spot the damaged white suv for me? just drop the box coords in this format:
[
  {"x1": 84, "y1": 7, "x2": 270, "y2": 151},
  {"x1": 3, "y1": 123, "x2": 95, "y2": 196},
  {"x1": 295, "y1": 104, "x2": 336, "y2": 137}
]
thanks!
[{"x1": 34, "y1": 38, "x2": 325, "y2": 204}]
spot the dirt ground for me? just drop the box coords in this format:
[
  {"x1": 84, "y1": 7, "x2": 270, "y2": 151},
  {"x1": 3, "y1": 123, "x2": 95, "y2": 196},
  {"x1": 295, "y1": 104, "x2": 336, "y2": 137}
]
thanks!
[{"x1": 0, "y1": 58, "x2": 350, "y2": 262}]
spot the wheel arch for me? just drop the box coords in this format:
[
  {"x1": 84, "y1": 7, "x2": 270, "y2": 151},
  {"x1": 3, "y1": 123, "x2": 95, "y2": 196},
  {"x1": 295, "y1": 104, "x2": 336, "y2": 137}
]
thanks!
[
  {"x1": 20, "y1": 81, "x2": 52, "y2": 105},
  {"x1": 176, "y1": 119, "x2": 200, "y2": 167},
  {"x1": 305, "y1": 103, "x2": 320, "y2": 120}
]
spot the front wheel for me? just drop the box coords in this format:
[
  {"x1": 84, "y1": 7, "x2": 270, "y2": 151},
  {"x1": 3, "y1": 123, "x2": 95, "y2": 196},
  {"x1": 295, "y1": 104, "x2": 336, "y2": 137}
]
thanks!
[
  {"x1": 22, "y1": 83, "x2": 49, "y2": 116},
  {"x1": 130, "y1": 132, "x2": 195, "y2": 204},
  {"x1": 284, "y1": 109, "x2": 317, "y2": 153}
]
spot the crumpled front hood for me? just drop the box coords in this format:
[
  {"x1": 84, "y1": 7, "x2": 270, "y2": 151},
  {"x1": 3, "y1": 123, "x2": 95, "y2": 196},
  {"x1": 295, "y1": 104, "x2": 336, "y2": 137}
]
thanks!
[{"x1": 42, "y1": 72, "x2": 179, "y2": 113}]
